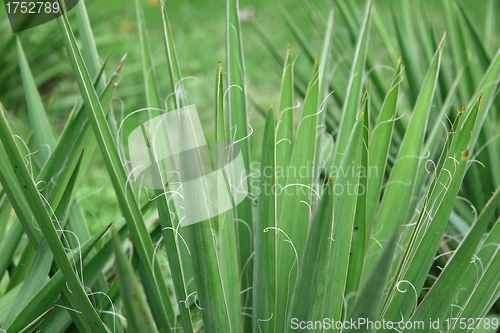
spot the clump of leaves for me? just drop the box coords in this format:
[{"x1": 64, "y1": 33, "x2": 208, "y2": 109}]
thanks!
[{"x1": 0, "y1": 0, "x2": 499, "y2": 332}]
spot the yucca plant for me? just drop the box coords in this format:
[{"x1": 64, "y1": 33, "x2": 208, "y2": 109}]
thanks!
[{"x1": 0, "y1": 0, "x2": 499, "y2": 332}]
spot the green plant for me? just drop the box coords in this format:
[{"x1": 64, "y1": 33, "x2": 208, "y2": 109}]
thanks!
[{"x1": 0, "y1": 0, "x2": 499, "y2": 332}]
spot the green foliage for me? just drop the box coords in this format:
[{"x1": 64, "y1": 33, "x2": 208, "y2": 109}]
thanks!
[{"x1": 0, "y1": 0, "x2": 499, "y2": 332}]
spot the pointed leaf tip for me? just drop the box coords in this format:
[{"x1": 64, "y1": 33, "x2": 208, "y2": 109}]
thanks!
[{"x1": 462, "y1": 147, "x2": 469, "y2": 159}]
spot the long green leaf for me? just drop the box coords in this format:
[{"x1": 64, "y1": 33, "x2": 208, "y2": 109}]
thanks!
[
  {"x1": 226, "y1": 1, "x2": 253, "y2": 322},
  {"x1": 276, "y1": 60, "x2": 319, "y2": 333},
  {"x1": 332, "y1": 0, "x2": 372, "y2": 167},
  {"x1": 345, "y1": 84, "x2": 370, "y2": 307},
  {"x1": 135, "y1": 0, "x2": 161, "y2": 110},
  {"x1": 253, "y1": 105, "x2": 276, "y2": 333},
  {"x1": 324, "y1": 113, "x2": 364, "y2": 325},
  {"x1": 363, "y1": 35, "x2": 444, "y2": 282},
  {"x1": 286, "y1": 180, "x2": 335, "y2": 333},
  {"x1": 365, "y1": 58, "x2": 403, "y2": 232},
  {"x1": 75, "y1": 0, "x2": 105, "y2": 91},
  {"x1": 161, "y1": 1, "x2": 186, "y2": 109},
  {"x1": 215, "y1": 63, "x2": 243, "y2": 333},
  {"x1": 16, "y1": 36, "x2": 56, "y2": 165},
  {"x1": 56, "y1": 10, "x2": 175, "y2": 332}
]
